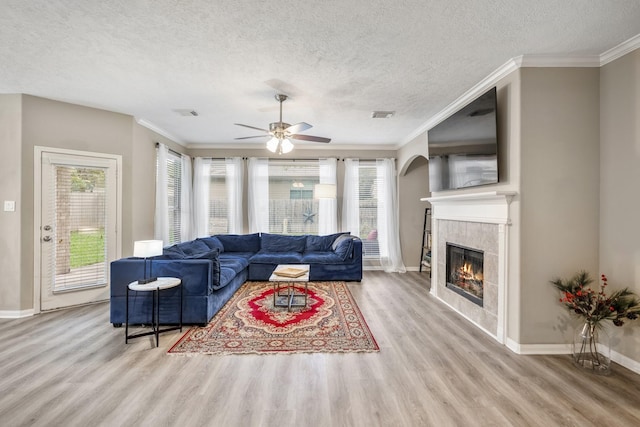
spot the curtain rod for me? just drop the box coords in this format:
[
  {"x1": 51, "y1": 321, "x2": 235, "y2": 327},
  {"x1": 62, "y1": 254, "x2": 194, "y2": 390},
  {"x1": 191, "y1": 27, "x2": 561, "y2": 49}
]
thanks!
[{"x1": 155, "y1": 142, "x2": 182, "y2": 157}]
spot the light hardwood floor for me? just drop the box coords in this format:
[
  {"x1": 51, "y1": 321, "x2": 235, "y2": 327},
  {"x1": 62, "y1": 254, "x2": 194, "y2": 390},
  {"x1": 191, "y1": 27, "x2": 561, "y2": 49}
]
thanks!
[{"x1": 1, "y1": 271, "x2": 640, "y2": 426}]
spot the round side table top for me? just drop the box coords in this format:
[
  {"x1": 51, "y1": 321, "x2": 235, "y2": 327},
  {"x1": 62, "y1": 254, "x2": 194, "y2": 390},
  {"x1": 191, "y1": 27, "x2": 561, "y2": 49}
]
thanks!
[{"x1": 128, "y1": 277, "x2": 181, "y2": 292}]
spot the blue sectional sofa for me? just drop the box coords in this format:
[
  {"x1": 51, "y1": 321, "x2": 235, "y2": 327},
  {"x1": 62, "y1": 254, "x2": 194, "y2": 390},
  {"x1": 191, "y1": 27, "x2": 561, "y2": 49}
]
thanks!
[{"x1": 110, "y1": 233, "x2": 362, "y2": 326}]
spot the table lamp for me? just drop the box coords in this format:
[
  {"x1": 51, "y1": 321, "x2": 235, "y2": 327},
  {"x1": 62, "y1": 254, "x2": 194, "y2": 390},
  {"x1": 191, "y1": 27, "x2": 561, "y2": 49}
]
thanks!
[{"x1": 133, "y1": 240, "x2": 163, "y2": 284}]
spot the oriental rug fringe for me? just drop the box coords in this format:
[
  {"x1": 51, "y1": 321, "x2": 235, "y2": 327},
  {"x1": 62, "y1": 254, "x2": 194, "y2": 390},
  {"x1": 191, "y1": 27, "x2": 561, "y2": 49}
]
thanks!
[{"x1": 168, "y1": 281, "x2": 379, "y2": 355}]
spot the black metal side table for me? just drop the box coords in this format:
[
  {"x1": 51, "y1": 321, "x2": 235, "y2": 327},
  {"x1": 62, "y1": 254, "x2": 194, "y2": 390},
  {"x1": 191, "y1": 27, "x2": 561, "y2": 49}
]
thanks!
[{"x1": 125, "y1": 277, "x2": 182, "y2": 347}]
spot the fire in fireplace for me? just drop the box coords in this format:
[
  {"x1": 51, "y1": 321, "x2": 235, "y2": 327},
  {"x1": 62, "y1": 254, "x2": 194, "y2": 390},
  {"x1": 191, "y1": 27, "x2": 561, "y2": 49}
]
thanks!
[{"x1": 446, "y1": 243, "x2": 484, "y2": 306}]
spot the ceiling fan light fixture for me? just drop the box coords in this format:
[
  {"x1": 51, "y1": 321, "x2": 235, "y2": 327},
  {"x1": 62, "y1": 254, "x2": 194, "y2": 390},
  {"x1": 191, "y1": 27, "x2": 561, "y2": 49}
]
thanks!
[{"x1": 266, "y1": 137, "x2": 279, "y2": 153}]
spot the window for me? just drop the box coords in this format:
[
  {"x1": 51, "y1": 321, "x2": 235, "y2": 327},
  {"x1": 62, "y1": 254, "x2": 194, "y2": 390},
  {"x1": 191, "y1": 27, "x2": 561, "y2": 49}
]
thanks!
[
  {"x1": 268, "y1": 160, "x2": 320, "y2": 235},
  {"x1": 193, "y1": 157, "x2": 243, "y2": 236},
  {"x1": 357, "y1": 162, "x2": 378, "y2": 239},
  {"x1": 208, "y1": 160, "x2": 228, "y2": 234}
]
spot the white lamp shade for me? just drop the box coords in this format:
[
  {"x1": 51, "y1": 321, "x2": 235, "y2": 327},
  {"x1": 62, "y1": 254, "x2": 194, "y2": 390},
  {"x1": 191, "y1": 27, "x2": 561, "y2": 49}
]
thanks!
[
  {"x1": 133, "y1": 240, "x2": 163, "y2": 258},
  {"x1": 314, "y1": 183, "x2": 337, "y2": 199},
  {"x1": 280, "y1": 138, "x2": 294, "y2": 154},
  {"x1": 266, "y1": 137, "x2": 279, "y2": 153}
]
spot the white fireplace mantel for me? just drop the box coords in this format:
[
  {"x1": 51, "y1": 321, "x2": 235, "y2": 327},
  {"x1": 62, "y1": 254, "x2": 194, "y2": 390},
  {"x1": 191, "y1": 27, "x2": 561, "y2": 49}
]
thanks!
[
  {"x1": 421, "y1": 191, "x2": 517, "y2": 224},
  {"x1": 421, "y1": 190, "x2": 517, "y2": 345}
]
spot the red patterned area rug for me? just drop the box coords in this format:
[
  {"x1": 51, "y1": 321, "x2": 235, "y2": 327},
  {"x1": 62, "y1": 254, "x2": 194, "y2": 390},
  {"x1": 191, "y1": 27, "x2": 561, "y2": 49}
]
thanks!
[{"x1": 168, "y1": 281, "x2": 379, "y2": 355}]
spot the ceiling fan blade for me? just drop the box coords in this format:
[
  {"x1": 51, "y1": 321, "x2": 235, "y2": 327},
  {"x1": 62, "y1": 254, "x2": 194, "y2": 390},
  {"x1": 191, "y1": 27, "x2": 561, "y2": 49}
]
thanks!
[
  {"x1": 234, "y1": 123, "x2": 269, "y2": 133},
  {"x1": 285, "y1": 122, "x2": 312, "y2": 134},
  {"x1": 290, "y1": 134, "x2": 331, "y2": 143},
  {"x1": 234, "y1": 135, "x2": 269, "y2": 140}
]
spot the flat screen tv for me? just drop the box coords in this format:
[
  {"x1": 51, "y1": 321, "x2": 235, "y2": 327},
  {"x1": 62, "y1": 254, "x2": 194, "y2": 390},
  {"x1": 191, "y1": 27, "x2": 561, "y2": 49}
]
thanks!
[{"x1": 428, "y1": 87, "x2": 498, "y2": 192}]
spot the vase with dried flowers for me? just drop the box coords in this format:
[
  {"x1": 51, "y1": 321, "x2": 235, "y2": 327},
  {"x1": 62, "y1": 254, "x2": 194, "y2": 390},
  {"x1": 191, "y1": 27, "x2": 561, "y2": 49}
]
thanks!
[{"x1": 551, "y1": 271, "x2": 640, "y2": 374}]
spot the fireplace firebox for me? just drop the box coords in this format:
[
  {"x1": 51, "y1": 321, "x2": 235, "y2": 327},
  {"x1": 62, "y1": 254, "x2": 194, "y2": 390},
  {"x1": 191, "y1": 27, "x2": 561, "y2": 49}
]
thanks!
[{"x1": 446, "y1": 243, "x2": 484, "y2": 306}]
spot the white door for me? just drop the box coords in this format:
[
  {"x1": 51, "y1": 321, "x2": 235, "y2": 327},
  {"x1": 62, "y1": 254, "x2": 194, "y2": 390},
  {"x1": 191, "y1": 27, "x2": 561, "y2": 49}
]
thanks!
[{"x1": 36, "y1": 148, "x2": 120, "y2": 311}]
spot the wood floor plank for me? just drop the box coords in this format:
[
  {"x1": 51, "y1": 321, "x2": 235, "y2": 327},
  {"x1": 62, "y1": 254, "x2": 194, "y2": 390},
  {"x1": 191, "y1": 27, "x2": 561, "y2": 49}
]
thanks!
[{"x1": 1, "y1": 271, "x2": 640, "y2": 426}]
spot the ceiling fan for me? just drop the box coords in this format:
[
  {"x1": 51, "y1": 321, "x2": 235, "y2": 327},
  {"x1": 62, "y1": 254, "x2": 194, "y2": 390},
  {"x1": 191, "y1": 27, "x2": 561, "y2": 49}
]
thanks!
[{"x1": 234, "y1": 94, "x2": 331, "y2": 154}]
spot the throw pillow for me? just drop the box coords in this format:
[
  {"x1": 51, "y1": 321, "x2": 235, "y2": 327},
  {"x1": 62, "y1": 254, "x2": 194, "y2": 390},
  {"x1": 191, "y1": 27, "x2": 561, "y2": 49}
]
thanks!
[
  {"x1": 176, "y1": 239, "x2": 210, "y2": 256},
  {"x1": 305, "y1": 232, "x2": 350, "y2": 252},
  {"x1": 331, "y1": 233, "x2": 353, "y2": 251},
  {"x1": 198, "y1": 236, "x2": 224, "y2": 252},
  {"x1": 333, "y1": 236, "x2": 354, "y2": 260},
  {"x1": 184, "y1": 248, "x2": 220, "y2": 261},
  {"x1": 163, "y1": 244, "x2": 185, "y2": 259}
]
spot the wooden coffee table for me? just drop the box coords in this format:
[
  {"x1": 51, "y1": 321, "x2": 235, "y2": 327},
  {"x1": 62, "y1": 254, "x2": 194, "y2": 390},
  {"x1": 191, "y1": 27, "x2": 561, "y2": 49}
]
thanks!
[{"x1": 269, "y1": 264, "x2": 310, "y2": 311}]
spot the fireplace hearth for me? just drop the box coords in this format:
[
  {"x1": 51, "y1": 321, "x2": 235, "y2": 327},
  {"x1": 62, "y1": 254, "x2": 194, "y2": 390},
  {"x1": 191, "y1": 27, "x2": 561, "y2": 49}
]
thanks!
[{"x1": 446, "y1": 243, "x2": 484, "y2": 306}]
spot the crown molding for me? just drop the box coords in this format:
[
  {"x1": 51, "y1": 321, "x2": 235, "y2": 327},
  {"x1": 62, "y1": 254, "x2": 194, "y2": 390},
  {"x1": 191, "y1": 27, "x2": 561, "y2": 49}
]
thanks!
[
  {"x1": 135, "y1": 117, "x2": 186, "y2": 147},
  {"x1": 400, "y1": 34, "x2": 640, "y2": 149},
  {"x1": 401, "y1": 56, "x2": 521, "y2": 146},
  {"x1": 600, "y1": 33, "x2": 640, "y2": 66},
  {"x1": 185, "y1": 141, "x2": 399, "y2": 151},
  {"x1": 518, "y1": 54, "x2": 601, "y2": 67}
]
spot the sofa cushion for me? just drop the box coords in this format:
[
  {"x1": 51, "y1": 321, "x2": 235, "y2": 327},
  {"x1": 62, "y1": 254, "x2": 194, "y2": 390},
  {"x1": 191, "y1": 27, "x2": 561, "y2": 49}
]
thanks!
[
  {"x1": 301, "y1": 251, "x2": 344, "y2": 264},
  {"x1": 333, "y1": 236, "x2": 355, "y2": 260},
  {"x1": 250, "y1": 251, "x2": 304, "y2": 264},
  {"x1": 261, "y1": 233, "x2": 307, "y2": 253},
  {"x1": 305, "y1": 232, "x2": 349, "y2": 252},
  {"x1": 216, "y1": 233, "x2": 261, "y2": 253},
  {"x1": 220, "y1": 252, "x2": 254, "y2": 263},
  {"x1": 219, "y1": 257, "x2": 249, "y2": 275},
  {"x1": 217, "y1": 266, "x2": 237, "y2": 290},
  {"x1": 197, "y1": 236, "x2": 224, "y2": 252}
]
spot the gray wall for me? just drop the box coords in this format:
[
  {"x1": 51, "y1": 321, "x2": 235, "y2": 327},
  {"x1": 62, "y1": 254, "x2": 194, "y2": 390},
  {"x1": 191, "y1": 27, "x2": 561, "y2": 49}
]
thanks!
[
  {"x1": 397, "y1": 133, "x2": 430, "y2": 270},
  {"x1": 519, "y1": 67, "x2": 601, "y2": 344},
  {"x1": 0, "y1": 95, "x2": 177, "y2": 312},
  {"x1": 599, "y1": 49, "x2": 640, "y2": 360},
  {"x1": 0, "y1": 95, "x2": 23, "y2": 312}
]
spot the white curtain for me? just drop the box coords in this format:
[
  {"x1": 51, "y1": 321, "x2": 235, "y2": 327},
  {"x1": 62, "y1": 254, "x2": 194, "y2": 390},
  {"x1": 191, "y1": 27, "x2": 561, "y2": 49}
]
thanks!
[
  {"x1": 377, "y1": 158, "x2": 406, "y2": 273},
  {"x1": 248, "y1": 157, "x2": 269, "y2": 233},
  {"x1": 318, "y1": 157, "x2": 337, "y2": 235},
  {"x1": 180, "y1": 153, "x2": 193, "y2": 241},
  {"x1": 226, "y1": 157, "x2": 244, "y2": 234},
  {"x1": 154, "y1": 143, "x2": 169, "y2": 244},
  {"x1": 342, "y1": 158, "x2": 360, "y2": 235},
  {"x1": 193, "y1": 157, "x2": 211, "y2": 237}
]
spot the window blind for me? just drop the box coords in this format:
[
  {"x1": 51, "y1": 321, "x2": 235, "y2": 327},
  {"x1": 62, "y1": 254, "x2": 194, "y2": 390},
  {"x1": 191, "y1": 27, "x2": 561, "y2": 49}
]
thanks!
[{"x1": 166, "y1": 150, "x2": 182, "y2": 245}]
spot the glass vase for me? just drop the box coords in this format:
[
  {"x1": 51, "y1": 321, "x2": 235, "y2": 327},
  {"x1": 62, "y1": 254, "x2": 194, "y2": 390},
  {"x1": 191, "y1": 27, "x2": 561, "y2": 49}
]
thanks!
[{"x1": 572, "y1": 321, "x2": 611, "y2": 375}]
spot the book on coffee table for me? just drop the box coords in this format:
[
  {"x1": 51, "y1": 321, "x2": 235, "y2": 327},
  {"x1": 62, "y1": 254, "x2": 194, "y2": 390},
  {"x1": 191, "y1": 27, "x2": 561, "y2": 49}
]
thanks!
[{"x1": 273, "y1": 267, "x2": 308, "y2": 278}]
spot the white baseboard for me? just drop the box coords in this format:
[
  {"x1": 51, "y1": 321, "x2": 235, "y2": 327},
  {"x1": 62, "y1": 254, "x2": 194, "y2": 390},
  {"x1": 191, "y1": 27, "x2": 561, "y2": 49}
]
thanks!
[
  {"x1": 0, "y1": 309, "x2": 35, "y2": 319},
  {"x1": 505, "y1": 339, "x2": 640, "y2": 375},
  {"x1": 506, "y1": 339, "x2": 571, "y2": 355},
  {"x1": 610, "y1": 349, "x2": 640, "y2": 375}
]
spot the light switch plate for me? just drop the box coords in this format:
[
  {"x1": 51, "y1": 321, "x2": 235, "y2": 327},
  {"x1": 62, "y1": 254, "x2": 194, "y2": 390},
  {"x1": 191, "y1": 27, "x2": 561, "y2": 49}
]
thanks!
[{"x1": 4, "y1": 200, "x2": 15, "y2": 212}]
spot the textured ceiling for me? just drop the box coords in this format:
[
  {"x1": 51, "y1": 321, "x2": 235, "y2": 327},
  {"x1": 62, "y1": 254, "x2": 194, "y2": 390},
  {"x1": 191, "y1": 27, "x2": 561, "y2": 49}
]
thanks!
[{"x1": 1, "y1": 0, "x2": 640, "y2": 148}]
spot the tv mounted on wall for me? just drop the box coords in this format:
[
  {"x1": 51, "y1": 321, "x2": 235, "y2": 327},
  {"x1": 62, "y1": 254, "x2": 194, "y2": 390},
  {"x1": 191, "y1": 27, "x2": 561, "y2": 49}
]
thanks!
[{"x1": 428, "y1": 87, "x2": 498, "y2": 192}]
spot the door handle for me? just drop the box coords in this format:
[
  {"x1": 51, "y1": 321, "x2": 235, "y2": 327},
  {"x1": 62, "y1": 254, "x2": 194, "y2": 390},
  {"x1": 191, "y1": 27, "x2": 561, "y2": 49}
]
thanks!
[
  {"x1": 42, "y1": 236, "x2": 52, "y2": 242},
  {"x1": 43, "y1": 225, "x2": 52, "y2": 231}
]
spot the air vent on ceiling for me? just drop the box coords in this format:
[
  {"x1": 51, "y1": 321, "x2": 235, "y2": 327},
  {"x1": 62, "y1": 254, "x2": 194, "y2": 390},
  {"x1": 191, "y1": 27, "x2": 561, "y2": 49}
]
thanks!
[
  {"x1": 174, "y1": 109, "x2": 199, "y2": 117},
  {"x1": 371, "y1": 111, "x2": 395, "y2": 119}
]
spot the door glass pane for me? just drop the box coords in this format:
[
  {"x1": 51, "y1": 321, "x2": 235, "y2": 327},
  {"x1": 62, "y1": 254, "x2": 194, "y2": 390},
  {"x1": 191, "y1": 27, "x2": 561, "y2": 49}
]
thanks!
[{"x1": 53, "y1": 166, "x2": 107, "y2": 292}]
